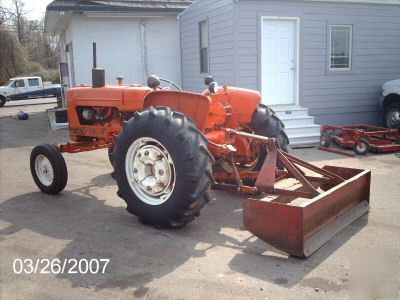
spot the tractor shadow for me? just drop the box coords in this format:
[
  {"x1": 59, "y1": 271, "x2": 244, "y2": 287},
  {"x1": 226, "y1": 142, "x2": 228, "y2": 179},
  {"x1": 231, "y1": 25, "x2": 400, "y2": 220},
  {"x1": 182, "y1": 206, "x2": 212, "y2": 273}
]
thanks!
[
  {"x1": 227, "y1": 216, "x2": 367, "y2": 288},
  {"x1": 0, "y1": 172, "x2": 367, "y2": 294}
]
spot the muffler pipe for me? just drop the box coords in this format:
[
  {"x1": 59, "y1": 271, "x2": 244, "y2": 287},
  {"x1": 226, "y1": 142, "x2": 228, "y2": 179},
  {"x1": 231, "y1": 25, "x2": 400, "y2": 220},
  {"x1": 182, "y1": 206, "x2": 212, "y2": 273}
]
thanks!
[{"x1": 92, "y1": 42, "x2": 105, "y2": 88}]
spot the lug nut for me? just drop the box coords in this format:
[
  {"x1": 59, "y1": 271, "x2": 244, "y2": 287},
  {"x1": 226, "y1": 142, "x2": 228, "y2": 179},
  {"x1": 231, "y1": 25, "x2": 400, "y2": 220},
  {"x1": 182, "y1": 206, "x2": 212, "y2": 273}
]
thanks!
[
  {"x1": 147, "y1": 186, "x2": 152, "y2": 191},
  {"x1": 133, "y1": 168, "x2": 138, "y2": 174},
  {"x1": 158, "y1": 169, "x2": 165, "y2": 176},
  {"x1": 144, "y1": 151, "x2": 149, "y2": 156}
]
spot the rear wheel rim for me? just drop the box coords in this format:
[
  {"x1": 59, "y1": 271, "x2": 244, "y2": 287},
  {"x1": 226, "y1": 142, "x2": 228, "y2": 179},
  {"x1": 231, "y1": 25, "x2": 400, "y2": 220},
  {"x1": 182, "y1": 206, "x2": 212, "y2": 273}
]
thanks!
[
  {"x1": 320, "y1": 136, "x2": 328, "y2": 147},
  {"x1": 125, "y1": 137, "x2": 176, "y2": 206},
  {"x1": 35, "y1": 154, "x2": 54, "y2": 186},
  {"x1": 356, "y1": 143, "x2": 367, "y2": 152}
]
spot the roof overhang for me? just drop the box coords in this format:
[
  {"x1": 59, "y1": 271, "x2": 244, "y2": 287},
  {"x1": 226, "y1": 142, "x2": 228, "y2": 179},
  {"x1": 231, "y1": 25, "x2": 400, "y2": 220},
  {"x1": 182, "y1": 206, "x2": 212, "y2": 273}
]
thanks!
[
  {"x1": 237, "y1": 0, "x2": 400, "y2": 5},
  {"x1": 44, "y1": 0, "x2": 189, "y2": 35},
  {"x1": 44, "y1": 10, "x2": 72, "y2": 35}
]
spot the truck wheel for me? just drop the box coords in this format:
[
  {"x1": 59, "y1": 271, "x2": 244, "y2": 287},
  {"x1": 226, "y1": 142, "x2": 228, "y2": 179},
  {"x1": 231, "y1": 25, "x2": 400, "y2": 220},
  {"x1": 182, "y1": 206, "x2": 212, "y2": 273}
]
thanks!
[
  {"x1": 249, "y1": 104, "x2": 290, "y2": 170},
  {"x1": 30, "y1": 144, "x2": 68, "y2": 194},
  {"x1": 113, "y1": 107, "x2": 214, "y2": 228},
  {"x1": 384, "y1": 103, "x2": 400, "y2": 129},
  {"x1": 0, "y1": 96, "x2": 6, "y2": 107},
  {"x1": 353, "y1": 139, "x2": 370, "y2": 155}
]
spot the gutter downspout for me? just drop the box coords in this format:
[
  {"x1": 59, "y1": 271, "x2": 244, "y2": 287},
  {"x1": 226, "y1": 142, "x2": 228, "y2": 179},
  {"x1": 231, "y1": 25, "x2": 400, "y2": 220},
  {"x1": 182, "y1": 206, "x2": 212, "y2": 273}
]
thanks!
[
  {"x1": 140, "y1": 20, "x2": 148, "y2": 84},
  {"x1": 177, "y1": 14, "x2": 184, "y2": 89}
]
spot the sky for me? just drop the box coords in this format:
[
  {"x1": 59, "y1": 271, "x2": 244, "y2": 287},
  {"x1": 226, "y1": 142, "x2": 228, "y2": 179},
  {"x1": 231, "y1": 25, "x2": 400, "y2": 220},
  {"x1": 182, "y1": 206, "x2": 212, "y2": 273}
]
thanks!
[{"x1": 2, "y1": 0, "x2": 53, "y2": 21}]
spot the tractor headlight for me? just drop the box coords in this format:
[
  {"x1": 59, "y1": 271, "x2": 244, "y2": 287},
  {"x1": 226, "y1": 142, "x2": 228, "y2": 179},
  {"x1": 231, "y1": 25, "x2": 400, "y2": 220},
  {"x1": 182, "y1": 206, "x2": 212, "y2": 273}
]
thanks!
[
  {"x1": 209, "y1": 82, "x2": 219, "y2": 94},
  {"x1": 82, "y1": 107, "x2": 96, "y2": 121}
]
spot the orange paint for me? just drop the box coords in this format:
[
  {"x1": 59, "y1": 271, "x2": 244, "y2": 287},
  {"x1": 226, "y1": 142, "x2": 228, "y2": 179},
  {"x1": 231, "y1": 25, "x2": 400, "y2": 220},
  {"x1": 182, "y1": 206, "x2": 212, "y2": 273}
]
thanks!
[{"x1": 64, "y1": 82, "x2": 262, "y2": 159}]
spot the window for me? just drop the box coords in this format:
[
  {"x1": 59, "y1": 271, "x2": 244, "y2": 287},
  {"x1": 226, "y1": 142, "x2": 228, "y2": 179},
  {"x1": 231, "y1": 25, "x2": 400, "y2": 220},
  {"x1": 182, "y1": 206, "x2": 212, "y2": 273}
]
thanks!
[
  {"x1": 12, "y1": 79, "x2": 25, "y2": 88},
  {"x1": 28, "y1": 78, "x2": 40, "y2": 87},
  {"x1": 329, "y1": 25, "x2": 352, "y2": 70},
  {"x1": 199, "y1": 20, "x2": 209, "y2": 73}
]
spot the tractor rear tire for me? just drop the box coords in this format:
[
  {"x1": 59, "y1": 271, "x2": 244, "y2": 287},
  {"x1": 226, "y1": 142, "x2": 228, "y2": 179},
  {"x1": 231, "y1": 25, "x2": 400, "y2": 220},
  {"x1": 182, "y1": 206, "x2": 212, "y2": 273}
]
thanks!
[
  {"x1": 113, "y1": 107, "x2": 214, "y2": 228},
  {"x1": 108, "y1": 147, "x2": 114, "y2": 166},
  {"x1": 249, "y1": 104, "x2": 290, "y2": 171},
  {"x1": 30, "y1": 144, "x2": 68, "y2": 194}
]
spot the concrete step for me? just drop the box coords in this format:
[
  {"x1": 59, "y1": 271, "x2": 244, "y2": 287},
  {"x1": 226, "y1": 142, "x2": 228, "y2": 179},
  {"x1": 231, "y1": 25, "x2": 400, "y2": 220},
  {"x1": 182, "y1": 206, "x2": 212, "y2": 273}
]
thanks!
[
  {"x1": 270, "y1": 105, "x2": 309, "y2": 118},
  {"x1": 268, "y1": 105, "x2": 320, "y2": 147},
  {"x1": 288, "y1": 133, "x2": 321, "y2": 148},
  {"x1": 285, "y1": 124, "x2": 321, "y2": 137},
  {"x1": 281, "y1": 115, "x2": 315, "y2": 127}
]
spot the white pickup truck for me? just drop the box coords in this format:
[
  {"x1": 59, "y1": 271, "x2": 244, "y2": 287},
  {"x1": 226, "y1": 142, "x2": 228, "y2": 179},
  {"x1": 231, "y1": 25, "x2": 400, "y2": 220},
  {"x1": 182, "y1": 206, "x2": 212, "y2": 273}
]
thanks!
[
  {"x1": 380, "y1": 79, "x2": 400, "y2": 129},
  {"x1": 0, "y1": 76, "x2": 61, "y2": 107}
]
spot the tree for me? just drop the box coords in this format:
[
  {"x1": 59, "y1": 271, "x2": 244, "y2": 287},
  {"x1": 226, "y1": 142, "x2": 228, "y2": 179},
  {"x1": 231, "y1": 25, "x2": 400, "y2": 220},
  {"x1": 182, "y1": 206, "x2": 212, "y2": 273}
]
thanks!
[
  {"x1": 0, "y1": 1, "x2": 60, "y2": 85},
  {"x1": 11, "y1": 0, "x2": 26, "y2": 44},
  {"x1": 0, "y1": 28, "x2": 25, "y2": 83},
  {"x1": 0, "y1": 6, "x2": 14, "y2": 26}
]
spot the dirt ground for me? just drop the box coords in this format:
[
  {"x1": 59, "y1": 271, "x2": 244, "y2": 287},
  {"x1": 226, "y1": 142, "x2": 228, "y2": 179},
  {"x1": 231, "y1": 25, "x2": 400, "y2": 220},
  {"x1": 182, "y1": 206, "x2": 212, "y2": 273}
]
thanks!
[{"x1": 0, "y1": 101, "x2": 399, "y2": 299}]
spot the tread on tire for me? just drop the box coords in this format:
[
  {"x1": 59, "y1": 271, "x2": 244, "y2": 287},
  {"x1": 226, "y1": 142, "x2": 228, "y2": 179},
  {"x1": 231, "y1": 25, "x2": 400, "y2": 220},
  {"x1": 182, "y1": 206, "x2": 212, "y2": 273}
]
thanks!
[{"x1": 113, "y1": 107, "x2": 214, "y2": 228}]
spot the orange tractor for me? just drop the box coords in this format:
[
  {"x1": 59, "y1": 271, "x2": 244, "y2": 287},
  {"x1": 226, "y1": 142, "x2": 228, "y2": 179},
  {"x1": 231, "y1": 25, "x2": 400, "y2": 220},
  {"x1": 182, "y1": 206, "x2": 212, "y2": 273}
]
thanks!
[{"x1": 30, "y1": 49, "x2": 371, "y2": 257}]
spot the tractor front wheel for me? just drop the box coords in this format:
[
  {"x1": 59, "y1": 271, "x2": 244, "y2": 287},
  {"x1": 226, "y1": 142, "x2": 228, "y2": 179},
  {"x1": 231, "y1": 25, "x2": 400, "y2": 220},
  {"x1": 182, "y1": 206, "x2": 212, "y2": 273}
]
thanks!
[
  {"x1": 113, "y1": 107, "x2": 214, "y2": 228},
  {"x1": 30, "y1": 144, "x2": 68, "y2": 194}
]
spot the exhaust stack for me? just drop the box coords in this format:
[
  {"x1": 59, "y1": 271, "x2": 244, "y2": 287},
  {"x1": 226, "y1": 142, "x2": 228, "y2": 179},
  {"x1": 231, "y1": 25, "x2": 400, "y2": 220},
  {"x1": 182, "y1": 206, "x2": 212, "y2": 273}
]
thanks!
[{"x1": 92, "y1": 42, "x2": 105, "y2": 88}]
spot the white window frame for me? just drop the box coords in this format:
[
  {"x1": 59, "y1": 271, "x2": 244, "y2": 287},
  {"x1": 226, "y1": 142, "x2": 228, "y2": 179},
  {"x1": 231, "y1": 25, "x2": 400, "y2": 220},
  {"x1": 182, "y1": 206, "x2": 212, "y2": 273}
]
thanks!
[
  {"x1": 329, "y1": 24, "x2": 353, "y2": 71},
  {"x1": 28, "y1": 78, "x2": 40, "y2": 87}
]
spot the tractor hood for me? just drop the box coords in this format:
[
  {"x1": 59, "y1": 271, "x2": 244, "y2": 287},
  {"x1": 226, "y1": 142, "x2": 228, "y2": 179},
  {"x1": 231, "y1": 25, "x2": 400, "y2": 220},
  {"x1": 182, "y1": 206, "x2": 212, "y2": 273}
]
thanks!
[
  {"x1": 221, "y1": 86, "x2": 262, "y2": 101},
  {"x1": 205, "y1": 85, "x2": 262, "y2": 125}
]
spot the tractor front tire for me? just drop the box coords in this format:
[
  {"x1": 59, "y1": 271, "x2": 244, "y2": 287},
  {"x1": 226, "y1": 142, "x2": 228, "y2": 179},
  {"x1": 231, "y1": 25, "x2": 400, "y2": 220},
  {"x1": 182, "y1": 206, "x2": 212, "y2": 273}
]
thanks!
[
  {"x1": 113, "y1": 107, "x2": 214, "y2": 228},
  {"x1": 250, "y1": 104, "x2": 290, "y2": 171},
  {"x1": 30, "y1": 144, "x2": 68, "y2": 194}
]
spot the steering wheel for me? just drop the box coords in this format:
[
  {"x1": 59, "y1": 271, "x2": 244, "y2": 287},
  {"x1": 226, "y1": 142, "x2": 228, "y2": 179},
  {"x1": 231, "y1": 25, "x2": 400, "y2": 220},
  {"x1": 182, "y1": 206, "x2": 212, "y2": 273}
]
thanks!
[{"x1": 159, "y1": 78, "x2": 182, "y2": 91}]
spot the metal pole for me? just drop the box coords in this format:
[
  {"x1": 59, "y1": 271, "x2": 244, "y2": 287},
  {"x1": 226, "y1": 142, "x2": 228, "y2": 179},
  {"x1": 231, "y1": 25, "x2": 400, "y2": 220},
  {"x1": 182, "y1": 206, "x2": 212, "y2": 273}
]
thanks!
[
  {"x1": 93, "y1": 42, "x2": 97, "y2": 69},
  {"x1": 140, "y1": 21, "x2": 148, "y2": 84},
  {"x1": 226, "y1": 129, "x2": 273, "y2": 142}
]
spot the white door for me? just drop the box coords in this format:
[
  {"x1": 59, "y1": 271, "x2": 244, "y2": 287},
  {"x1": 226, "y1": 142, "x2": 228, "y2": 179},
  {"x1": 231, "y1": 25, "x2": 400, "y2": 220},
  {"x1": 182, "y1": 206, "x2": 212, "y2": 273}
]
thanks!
[
  {"x1": 12, "y1": 78, "x2": 28, "y2": 99},
  {"x1": 261, "y1": 19, "x2": 296, "y2": 105}
]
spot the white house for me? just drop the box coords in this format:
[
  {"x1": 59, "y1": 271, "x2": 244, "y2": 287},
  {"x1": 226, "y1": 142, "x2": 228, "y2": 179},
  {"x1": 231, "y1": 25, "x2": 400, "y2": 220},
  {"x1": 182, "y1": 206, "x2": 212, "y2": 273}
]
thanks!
[{"x1": 44, "y1": 0, "x2": 193, "y2": 88}]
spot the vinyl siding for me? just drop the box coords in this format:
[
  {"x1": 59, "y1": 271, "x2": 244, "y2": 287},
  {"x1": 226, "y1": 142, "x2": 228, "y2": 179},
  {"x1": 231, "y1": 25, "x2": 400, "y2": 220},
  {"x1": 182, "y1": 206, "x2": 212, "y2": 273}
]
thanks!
[
  {"x1": 180, "y1": 0, "x2": 234, "y2": 92},
  {"x1": 180, "y1": 0, "x2": 400, "y2": 125},
  {"x1": 236, "y1": 0, "x2": 400, "y2": 125}
]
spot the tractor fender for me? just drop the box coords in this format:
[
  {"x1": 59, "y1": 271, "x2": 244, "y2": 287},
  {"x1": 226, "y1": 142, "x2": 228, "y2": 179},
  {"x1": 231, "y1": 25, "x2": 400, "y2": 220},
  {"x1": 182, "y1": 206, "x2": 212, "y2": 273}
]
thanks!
[{"x1": 143, "y1": 90, "x2": 211, "y2": 132}]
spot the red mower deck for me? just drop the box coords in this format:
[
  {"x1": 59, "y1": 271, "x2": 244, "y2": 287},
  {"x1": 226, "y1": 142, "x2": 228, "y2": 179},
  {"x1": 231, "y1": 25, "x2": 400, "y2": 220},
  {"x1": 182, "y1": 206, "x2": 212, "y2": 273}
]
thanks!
[{"x1": 320, "y1": 124, "x2": 400, "y2": 155}]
